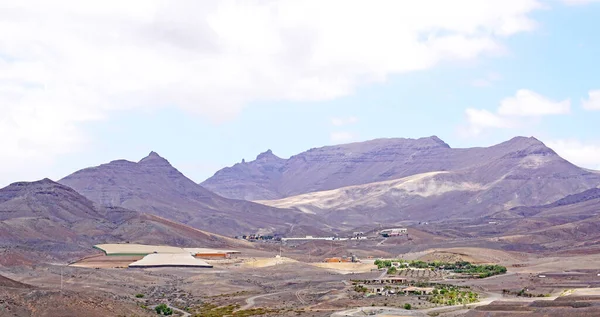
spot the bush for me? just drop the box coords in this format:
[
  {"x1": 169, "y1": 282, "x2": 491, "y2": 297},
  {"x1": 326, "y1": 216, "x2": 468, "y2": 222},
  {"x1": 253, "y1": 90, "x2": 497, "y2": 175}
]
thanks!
[
  {"x1": 155, "y1": 304, "x2": 173, "y2": 315},
  {"x1": 354, "y1": 285, "x2": 368, "y2": 293},
  {"x1": 135, "y1": 293, "x2": 145, "y2": 298},
  {"x1": 404, "y1": 303, "x2": 412, "y2": 310}
]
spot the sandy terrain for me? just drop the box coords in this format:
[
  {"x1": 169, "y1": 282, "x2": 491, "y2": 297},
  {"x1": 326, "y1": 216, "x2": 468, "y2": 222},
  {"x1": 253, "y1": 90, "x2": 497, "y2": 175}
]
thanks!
[
  {"x1": 255, "y1": 171, "x2": 484, "y2": 213},
  {"x1": 242, "y1": 256, "x2": 298, "y2": 268},
  {"x1": 311, "y1": 262, "x2": 377, "y2": 274}
]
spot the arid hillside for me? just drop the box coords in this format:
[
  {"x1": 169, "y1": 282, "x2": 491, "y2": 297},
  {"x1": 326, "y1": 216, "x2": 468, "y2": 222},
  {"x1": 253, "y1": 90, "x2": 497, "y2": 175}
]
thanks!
[
  {"x1": 0, "y1": 274, "x2": 153, "y2": 317},
  {"x1": 0, "y1": 179, "x2": 253, "y2": 263},
  {"x1": 203, "y1": 136, "x2": 600, "y2": 204},
  {"x1": 59, "y1": 151, "x2": 328, "y2": 236},
  {"x1": 251, "y1": 137, "x2": 600, "y2": 225}
]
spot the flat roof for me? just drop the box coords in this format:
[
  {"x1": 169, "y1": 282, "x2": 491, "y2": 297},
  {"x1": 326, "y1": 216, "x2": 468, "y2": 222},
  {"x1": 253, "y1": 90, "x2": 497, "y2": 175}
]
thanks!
[
  {"x1": 128, "y1": 253, "x2": 212, "y2": 268},
  {"x1": 94, "y1": 244, "x2": 239, "y2": 256},
  {"x1": 184, "y1": 248, "x2": 241, "y2": 254},
  {"x1": 403, "y1": 287, "x2": 435, "y2": 292}
]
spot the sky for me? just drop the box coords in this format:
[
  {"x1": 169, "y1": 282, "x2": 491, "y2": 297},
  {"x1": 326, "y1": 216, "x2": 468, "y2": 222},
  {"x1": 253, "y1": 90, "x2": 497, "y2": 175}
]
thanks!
[{"x1": 1, "y1": 0, "x2": 600, "y2": 187}]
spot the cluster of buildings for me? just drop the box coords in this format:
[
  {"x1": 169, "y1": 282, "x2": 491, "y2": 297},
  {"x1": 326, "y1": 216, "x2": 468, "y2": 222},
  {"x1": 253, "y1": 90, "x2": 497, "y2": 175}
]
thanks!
[
  {"x1": 379, "y1": 228, "x2": 407, "y2": 237},
  {"x1": 235, "y1": 234, "x2": 278, "y2": 241},
  {"x1": 354, "y1": 277, "x2": 434, "y2": 296},
  {"x1": 370, "y1": 286, "x2": 435, "y2": 296},
  {"x1": 243, "y1": 227, "x2": 408, "y2": 244},
  {"x1": 281, "y1": 235, "x2": 369, "y2": 242},
  {"x1": 324, "y1": 254, "x2": 360, "y2": 263}
]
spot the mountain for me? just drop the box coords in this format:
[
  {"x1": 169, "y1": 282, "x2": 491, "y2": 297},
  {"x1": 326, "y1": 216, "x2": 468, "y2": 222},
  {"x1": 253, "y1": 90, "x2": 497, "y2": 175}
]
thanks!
[
  {"x1": 443, "y1": 188, "x2": 600, "y2": 252},
  {"x1": 249, "y1": 137, "x2": 600, "y2": 225},
  {"x1": 202, "y1": 136, "x2": 460, "y2": 200},
  {"x1": 59, "y1": 152, "x2": 327, "y2": 236},
  {"x1": 204, "y1": 136, "x2": 596, "y2": 201},
  {"x1": 0, "y1": 178, "x2": 254, "y2": 263}
]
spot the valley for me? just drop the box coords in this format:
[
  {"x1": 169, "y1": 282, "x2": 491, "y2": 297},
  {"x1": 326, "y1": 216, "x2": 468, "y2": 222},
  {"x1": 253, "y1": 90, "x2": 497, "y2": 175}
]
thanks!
[{"x1": 2, "y1": 136, "x2": 600, "y2": 316}]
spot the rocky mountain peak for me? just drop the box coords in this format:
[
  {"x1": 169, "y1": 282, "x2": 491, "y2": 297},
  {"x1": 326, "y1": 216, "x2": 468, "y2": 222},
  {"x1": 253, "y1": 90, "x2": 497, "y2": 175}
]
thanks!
[
  {"x1": 507, "y1": 136, "x2": 544, "y2": 146},
  {"x1": 422, "y1": 135, "x2": 451, "y2": 148},
  {"x1": 0, "y1": 178, "x2": 90, "y2": 207},
  {"x1": 256, "y1": 149, "x2": 281, "y2": 161},
  {"x1": 6, "y1": 178, "x2": 70, "y2": 191},
  {"x1": 138, "y1": 151, "x2": 172, "y2": 167},
  {"x1": 500, "y1": 136, "x2": 557, "y2": 158}
]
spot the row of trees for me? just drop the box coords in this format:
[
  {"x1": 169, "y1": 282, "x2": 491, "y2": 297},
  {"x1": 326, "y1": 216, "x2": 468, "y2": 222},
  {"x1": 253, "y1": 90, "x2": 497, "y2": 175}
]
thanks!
[
  {"x1": 375, "y1": 259, "x2": 507, "y2": 278},
  {"x1": 429, "y1": 286, "x2": 478, "y2": 306}
]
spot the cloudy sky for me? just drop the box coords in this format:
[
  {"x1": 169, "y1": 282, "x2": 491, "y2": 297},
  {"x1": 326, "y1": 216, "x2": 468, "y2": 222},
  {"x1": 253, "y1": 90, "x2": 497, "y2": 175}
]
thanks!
[{"x1": 1, "y1": 0, "x2": 600, "y2": 186}]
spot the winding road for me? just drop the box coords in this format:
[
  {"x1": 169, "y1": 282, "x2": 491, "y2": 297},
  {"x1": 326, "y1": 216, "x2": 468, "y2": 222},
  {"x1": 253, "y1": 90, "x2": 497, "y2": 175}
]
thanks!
[
  {"x1": 295, "y1": 289, "x2": 308, "y2": 305},
  {"x1": 240, "y1": 291, "x2": 286, "y2": 310}
]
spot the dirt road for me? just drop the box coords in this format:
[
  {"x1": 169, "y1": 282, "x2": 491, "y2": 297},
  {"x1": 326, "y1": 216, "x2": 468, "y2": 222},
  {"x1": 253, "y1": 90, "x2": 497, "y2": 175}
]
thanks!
[{"x1": 240, "y1": 291, "x2": 286, "y2": 310}]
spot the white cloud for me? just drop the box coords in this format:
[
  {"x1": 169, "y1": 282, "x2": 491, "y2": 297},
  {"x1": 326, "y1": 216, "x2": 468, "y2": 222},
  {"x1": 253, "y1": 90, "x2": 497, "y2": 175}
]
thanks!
[
  {"x1": 582, "y1": 90, "x2": 600, "y2": 110},
  {"x1": 462, "y1": 89, "x2": 570, "y2": 136},
  {"x1": 0, "y1": 0, "x2": 543, "y2": 183},
  {"x1": 462, "y1": 108, "x2": 514, "y2": 136},
  {"x1": 331, "y1": 116, "x2": 358, "y2": 126},
  {"x1": 561, "y1": 0, "x2": 600, "y2": 5},
  {"x1": 330, "y1": 132, "x2": 359, "y2": 143},
  {"x1": 546, "y1": 139, "x2": 600, "y2": 170},
  {"x1": 498, "y1": 89, "x2": 570, "y2": 116}
]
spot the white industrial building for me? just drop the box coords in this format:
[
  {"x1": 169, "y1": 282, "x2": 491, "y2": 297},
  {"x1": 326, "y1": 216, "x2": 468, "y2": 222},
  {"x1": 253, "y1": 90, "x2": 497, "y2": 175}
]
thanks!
[
  {"x1": 379, "y1": 228, "x2": 407, "y2": 237},
  {"x1": 128, "y1": 253, "x2": 213, "y2": 268}
]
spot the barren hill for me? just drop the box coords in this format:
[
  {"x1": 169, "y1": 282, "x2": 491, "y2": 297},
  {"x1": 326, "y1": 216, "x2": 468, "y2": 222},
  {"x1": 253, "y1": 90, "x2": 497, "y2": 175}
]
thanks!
[
  {"x1": 422, "y1": 188, "x2": 600, "y2": 253},
  {"x1": 202, "y1": 136, "x2": 600, "y2": 203},
  {"x1": 253, "y1": 137, "x2": 600, "y2": 225},
  {"x1": 0, "y1": 274, "x2": 31, "y2": 289},
  {"x1": 59, "y1": 152, "x2": 327, "y2": 236},
  {"x1": 202, "y1": 136, "x2": 457, "y2": 200},
  {"x1": 0, "y1": 179, "x2": 253, "y2": 263},
  {"x1": 0, "y1": 285, "x2": 154, "y2": 317}
]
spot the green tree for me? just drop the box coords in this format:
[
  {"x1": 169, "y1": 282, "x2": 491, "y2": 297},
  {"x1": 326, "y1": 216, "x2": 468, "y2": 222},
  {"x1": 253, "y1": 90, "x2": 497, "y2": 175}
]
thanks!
[
  {"x1": 155, "y1": 304, "x2": 173, "y2": 315},
  {"x1": 404, "y1": 303, "x2": 412, "y2": 310}
]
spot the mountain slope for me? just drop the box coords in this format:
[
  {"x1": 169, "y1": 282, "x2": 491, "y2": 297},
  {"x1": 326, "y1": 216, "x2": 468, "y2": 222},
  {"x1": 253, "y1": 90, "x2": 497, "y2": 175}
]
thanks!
[
  {"x1": 0, "y1": 278, "x2": 154, "y2": 317},
  {"x1": 59, "y1": 152, "x2": 327, "y2": 236},
  {"x1": 0, "y1": 179, "x2": 254, "y2": 263},
  {"x1": 254, "y1": 138, "x2": 600, "y2": 224},
  {"x1": 468, "y1": 188, "x2": 600, "y2": 251},
  {"x1": 203, "y1": 136, "x2": 599, "y2": 202},
  {"x1": 202, "y1": 136, "x2": 459, "y2": 200}
]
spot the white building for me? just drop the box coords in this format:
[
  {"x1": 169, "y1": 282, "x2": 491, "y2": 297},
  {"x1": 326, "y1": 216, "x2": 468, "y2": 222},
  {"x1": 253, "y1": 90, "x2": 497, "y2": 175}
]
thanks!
[{"x1": 379, "y1": 228, "x2": 407, "y2": 237}]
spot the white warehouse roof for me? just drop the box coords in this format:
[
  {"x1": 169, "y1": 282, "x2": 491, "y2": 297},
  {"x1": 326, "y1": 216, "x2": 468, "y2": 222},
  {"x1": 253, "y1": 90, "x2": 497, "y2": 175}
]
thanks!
[
  {"x1": 128, "y1": 253, "x2": 213, "y2": 268},
  {"x1": 94, "y1": 244, "x2": 239, "y2": 256}
]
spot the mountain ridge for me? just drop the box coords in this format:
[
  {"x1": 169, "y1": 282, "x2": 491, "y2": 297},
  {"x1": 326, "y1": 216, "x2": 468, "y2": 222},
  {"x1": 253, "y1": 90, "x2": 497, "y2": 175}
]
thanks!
[
  {"x1": 0, "y1": 178, "x2": 255, "y2": 263},
  {"x1": 59, "y1": 151, "x2": 329, "y2": 236},
  {"x1": 202, "y1": 136, "x2": 594, "y2": 202}
]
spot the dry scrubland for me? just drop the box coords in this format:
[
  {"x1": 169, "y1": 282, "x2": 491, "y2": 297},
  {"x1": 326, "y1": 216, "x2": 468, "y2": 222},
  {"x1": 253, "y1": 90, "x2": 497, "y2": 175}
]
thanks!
[{"x1": 4, "y1": 241, "x2": 600, "y2": 317}]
